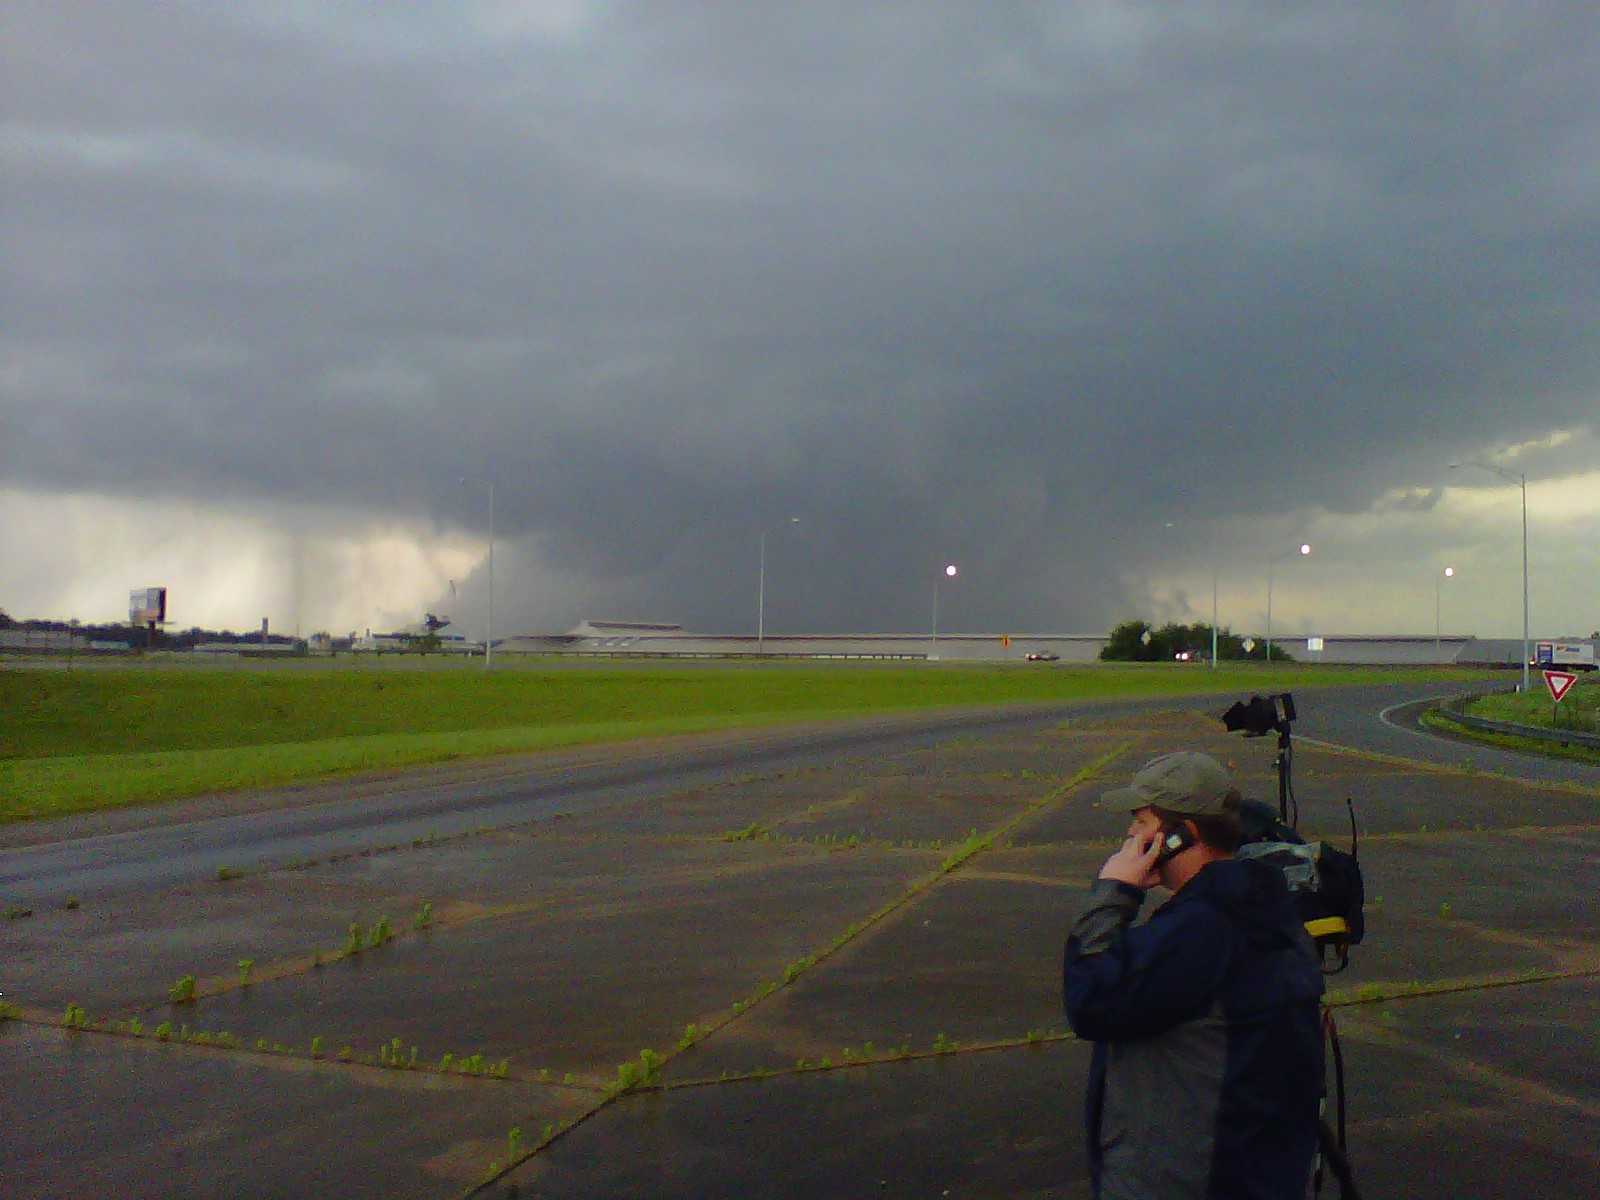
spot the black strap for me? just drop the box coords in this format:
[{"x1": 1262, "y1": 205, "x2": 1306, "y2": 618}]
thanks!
[
  {"x1": 1327, "y1": 1010, "x2": 1348, "y2": 1149},
  {"x1": 1346, "y1": 796, "x2": 1359, "y2": 860},
  {"x1": 1314, "y1": 1009, "x2": 1359, "y2": 1197},
  {"x1": 1317, "y1": 1118, "x2": 1362, "y2": 1199}
]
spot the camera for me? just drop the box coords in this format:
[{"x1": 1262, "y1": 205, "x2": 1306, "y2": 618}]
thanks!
[{"x1": 1222, "y1": 692, "x2": 1296, "y2": 738}]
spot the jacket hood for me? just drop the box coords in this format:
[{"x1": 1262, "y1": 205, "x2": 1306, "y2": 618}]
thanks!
[{"x1": 1178, "y1": 856, "x2": 1306, "y2": 949}]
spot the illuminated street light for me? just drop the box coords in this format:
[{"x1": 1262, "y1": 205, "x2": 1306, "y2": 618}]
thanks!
[
  {"x1": 931, "y1": 563, "x2": 958, "y2": 659},
  {"x1": 1265, "y1": 543, "x2": 1310, "y2": 664},
  {"x1": 1435, "y1": 566, "x2": 1455, "y2": 663},
  {"x1": 1449, "y1": 460, "x2": 1530, "y2": 692}
]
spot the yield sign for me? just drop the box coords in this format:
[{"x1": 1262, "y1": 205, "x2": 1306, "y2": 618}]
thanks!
[{"x1": 1543, "y1": 670, "x2": 1578, "y2": 703}]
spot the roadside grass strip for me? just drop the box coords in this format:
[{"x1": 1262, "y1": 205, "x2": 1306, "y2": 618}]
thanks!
[
  {"x1": 1419, "y1": 709, "x2": 1600, "y2": 767},
  {"x1": 0, "y1": 715, "x2": 845, "y2": 823},
  {"x1": 1, "y1": 663, "x2": 1493, "y2": 822}
]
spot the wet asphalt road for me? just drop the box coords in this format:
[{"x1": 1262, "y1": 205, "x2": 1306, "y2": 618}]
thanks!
[{"x1": 4, "y1": 677, "x2": 1592, "y2": 907}]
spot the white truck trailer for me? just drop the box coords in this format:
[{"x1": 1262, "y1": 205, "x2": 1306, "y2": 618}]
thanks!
[{"x1": 1534, "y1": 641, "x2": 1597, "y2": 671}]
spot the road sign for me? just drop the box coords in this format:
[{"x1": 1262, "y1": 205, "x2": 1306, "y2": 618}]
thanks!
[
  {"x1": 1242, "y1": 638, "x2": 1256, "y2": 653},
  {"x1": 1543, "y1": 670, "x2": 1578, "y2": 704}
]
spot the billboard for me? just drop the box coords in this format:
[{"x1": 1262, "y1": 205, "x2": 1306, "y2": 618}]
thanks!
[{"x1": 129, "y1": 587, "x2": 167, "y2": 624}]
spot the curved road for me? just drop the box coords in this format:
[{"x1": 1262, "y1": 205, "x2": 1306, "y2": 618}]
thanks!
[{"x1": 4, "y1": 679, "x2": 1595, "y2": 907}]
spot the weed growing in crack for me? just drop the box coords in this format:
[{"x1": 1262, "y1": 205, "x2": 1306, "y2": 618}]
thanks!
[
  {"x1": 377, "y1": 1037, "x2": 419, "y2": 1070},
  {"x1": 3, "y1": 904, "x2": 34, "y2": 920},
  {"x1": 932, "y1": 1032, "x2": 958, "y2": 1054},
  {"x1": 412, "y1": 902, "x2": 433, "y2": 931},
  {"x1": 64, "y1": 897, "x2": 80, "y2": 910},
  {"x1": 310, "y1": 1036, "x2": 324, "y2": 1059},
  {"x1": 676, "y1": 1023, "x2": 702, "y2": 1052},
  {"x1": 61, "y1": 1003, "x2": 89, "y2": 1029},
  {"x1": 939, "y1": 829, "x2": 993, "y2": 873},
  {"x1": 721, "y1": 823, "x2": 772, "y2": 843},
  {"x1": 0, "y1": 1000, "x2": 23, "y2": 1021},
  {"x1": 344, "y1": 924, "x2": 362, "y2": 956},
  {"x1": 506, "y1": 1127, "x2": 523, "y2": 1160},
  {"x1": 167, "y1": 975, "x2": 197, "y2": 1004},
  {"x1": 154, "y1": 1021, "x2": 172, "y2": 1041},
  {"x1": 236, "y1": 959, "x2": 254, "y2": 986},
  {"x1": 366, "y1": 916, "x2": 393, "y2": 949},
  {"x1": 215, "y1": 865, "x2": 240, "y2": 882},
  {"x1": 607, "y1": 1048, "x2": 663, "y2": 1096}
]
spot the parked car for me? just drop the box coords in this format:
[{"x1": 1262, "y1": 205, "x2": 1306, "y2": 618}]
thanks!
[{"x1": 1025, "y1": 651, "x2": 1060, "y2": 662}]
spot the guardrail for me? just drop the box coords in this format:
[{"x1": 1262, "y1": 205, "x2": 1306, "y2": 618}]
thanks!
[{"x1": 1434, "y1": 693, "x2": 1600, "y2": 750}]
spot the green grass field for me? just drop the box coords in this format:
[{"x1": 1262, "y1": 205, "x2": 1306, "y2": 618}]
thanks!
[
  {"x1": 1463, "y1": 677, "x2": 1599, "y2": 733},
  {"x1": 1, "y1": 659, "x2": 1491, "y2": 823}
]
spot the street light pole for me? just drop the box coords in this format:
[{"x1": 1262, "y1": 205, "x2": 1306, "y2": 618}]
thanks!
[
  {"x1": 757, "y1": 517, "x2": 799, "y2": 655},
  {"x1": 1211, "y1": 570, "x2": 1218, "y2": 670},
  {"x1": 1266, "y1": 543, "x2": 1310, "y2": 664},
  {"x1": 461, "y1": 477, "x2": 494, "y2": 670},
  {"x1": 931, "y1": 563, "x2": 957, "y2": 659},
  {"x1": 1435, "y1": 566, "x2": 1454, "y2": 663},
  {"x1": 487, "y1": 479, "x2": 494, "y2": 670},
  {"x1": 1451, "y1": 461, "x2": 1530, "y2": 692}
]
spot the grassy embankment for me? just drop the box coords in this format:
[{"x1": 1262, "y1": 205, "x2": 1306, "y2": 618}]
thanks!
[
  {"x1": 1, "y1": 660, "x2": 1491, "y2": 823},
  {"x1": 1421, "y1": 675, "x2": 1600, "y2": 764}
]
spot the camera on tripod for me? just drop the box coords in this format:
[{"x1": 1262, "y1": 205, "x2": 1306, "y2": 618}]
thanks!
[
  {"x1": 1220, "y1": 692, "x2": 1364, "y2": 974},
  {"x1": 1222, "y1": 692, "x2": 1296, "y2": 738}
]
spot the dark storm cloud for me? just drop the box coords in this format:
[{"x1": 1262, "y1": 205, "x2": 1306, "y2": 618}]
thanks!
[{"x1": 3, "y1": 2, "x2": 1598, "y2": 632}]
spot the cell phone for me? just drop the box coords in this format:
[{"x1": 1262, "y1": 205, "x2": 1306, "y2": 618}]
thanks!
[{"x1": 1154, "y1": 821, "x2": 1195, "y2": 865}]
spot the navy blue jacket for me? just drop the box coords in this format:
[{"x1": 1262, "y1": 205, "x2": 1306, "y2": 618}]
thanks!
[{"x1": 1063, "y1": 858, "x2": 1325, "y2": 1200}]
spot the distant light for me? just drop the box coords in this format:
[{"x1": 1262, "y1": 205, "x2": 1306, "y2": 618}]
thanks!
[
  {"x1": 1443, "y1": 566, "x2": 1455, "y2": 578},
  {"x1": 945, "y1": 564, "x2": 958, "y2": 578},
  {"x1": 1299, "y1": 543, "x2": 1311, "y2": 556}
]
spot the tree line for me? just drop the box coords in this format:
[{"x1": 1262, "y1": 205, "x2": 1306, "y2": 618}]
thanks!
[{"x1": 1099, "y1": 620, "x2": 1295, "y2": 662}]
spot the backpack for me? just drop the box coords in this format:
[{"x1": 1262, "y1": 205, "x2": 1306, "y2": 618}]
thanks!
[{"x1": 1236, "y1": 798, "x2": 1365, "y2": 972}]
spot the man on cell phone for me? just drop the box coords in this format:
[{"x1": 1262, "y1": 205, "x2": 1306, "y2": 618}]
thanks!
[{"x1": 1062, "y1": 751, "x2": 1324, "y2": 1200}]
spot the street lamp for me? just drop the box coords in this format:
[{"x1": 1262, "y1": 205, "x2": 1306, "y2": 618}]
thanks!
[
  {"x1": 1449, "y1": 460, "x2": 1530, "y2": 692},
  {"x1": 460, "y1": 477, "x2": 494, "y2": 669},
  {"x1": 757, "y1": 516, "x2": 800, "y2": 654},
  {"x1": 1265, "y1": 543, "x2": 1310, "y2": 664},
  {"x1": 1160, "y1": 521, "x2": 1219, "y2": 669},
  {"x1": 1435, "y1": 566, "x2": 1455, "y2": 663},
  {"x1": 931, "y1": 563, "x2": 958, "y2": 659}
]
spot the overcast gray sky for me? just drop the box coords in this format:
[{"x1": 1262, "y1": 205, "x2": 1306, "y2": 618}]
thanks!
[{"x1": 3, "y1": 2, "x2": 1597, "y2": 640}]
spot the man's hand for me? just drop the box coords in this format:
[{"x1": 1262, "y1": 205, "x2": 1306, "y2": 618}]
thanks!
[{"x1": 1098, "y1": 829, "x2": 1163, "y2": 889}]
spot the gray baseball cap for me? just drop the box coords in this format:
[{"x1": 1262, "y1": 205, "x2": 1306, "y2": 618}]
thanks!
[{"x1": 1102, "y1": 751, "x2": 1237, "y2": 816}]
